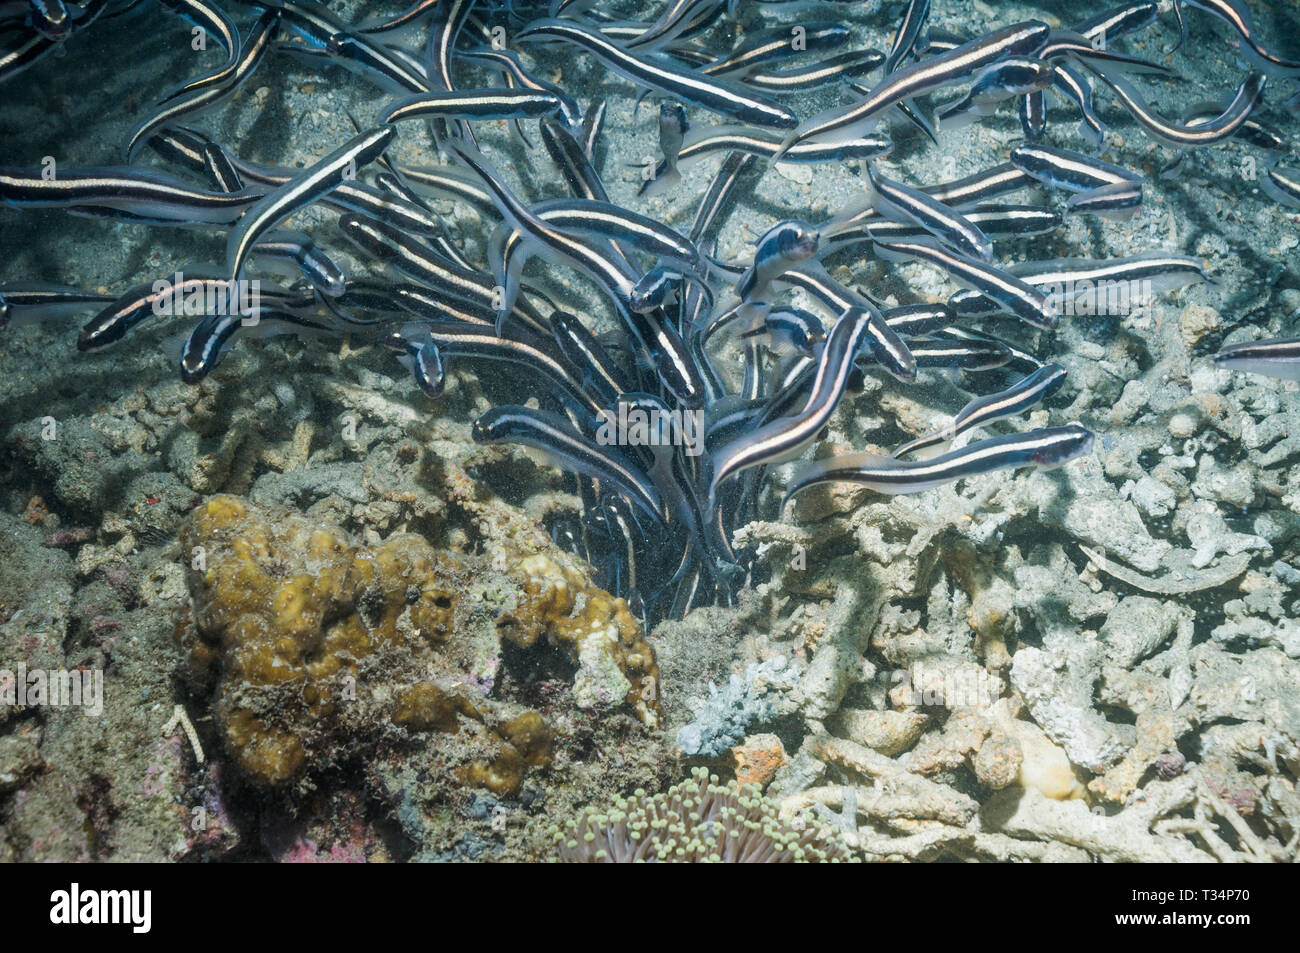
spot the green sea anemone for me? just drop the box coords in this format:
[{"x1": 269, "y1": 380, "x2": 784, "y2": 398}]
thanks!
[{"x1": 552, "y1": 768, "x2": 853, "y2": 862}]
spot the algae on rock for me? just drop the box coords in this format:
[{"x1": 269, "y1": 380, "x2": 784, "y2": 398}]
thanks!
[{"x1": 179, "y1": 495, "x2": 659, "y2": 794}]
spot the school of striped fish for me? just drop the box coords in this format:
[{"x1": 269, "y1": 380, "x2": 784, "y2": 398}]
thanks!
[{"x1": 2, "y1": 0, "x2": 1298, "y2": 627}]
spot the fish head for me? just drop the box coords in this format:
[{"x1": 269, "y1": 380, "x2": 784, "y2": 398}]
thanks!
[
  {"x1": 776, "y1": 221, "x2": 820, "y2": 261},
  {"x1": 1032, "y1": 424, "x2": 1094, "y2": 468}
]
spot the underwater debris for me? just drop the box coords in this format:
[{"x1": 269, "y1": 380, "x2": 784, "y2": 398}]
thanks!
[
  {"x1": 675, "y1": 655, "x2": 799, "y2": 757},
  {"x1": 731, "y1": 733, "x2": 787, "y2": 789},
  {"x1": 1079, "y1": 543, "x2": 1251, "y2": 595}
]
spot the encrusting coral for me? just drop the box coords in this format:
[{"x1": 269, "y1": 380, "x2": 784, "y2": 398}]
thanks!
[
  {"x1": 178, "y1": 495, "x2": 659, "y2": 794},
  {"x1": 553, "y1": 767, "x2": 853, "y2": 862},
  {"x1": 501, "y1": 552, "x2": 661, "y2": 727}
]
